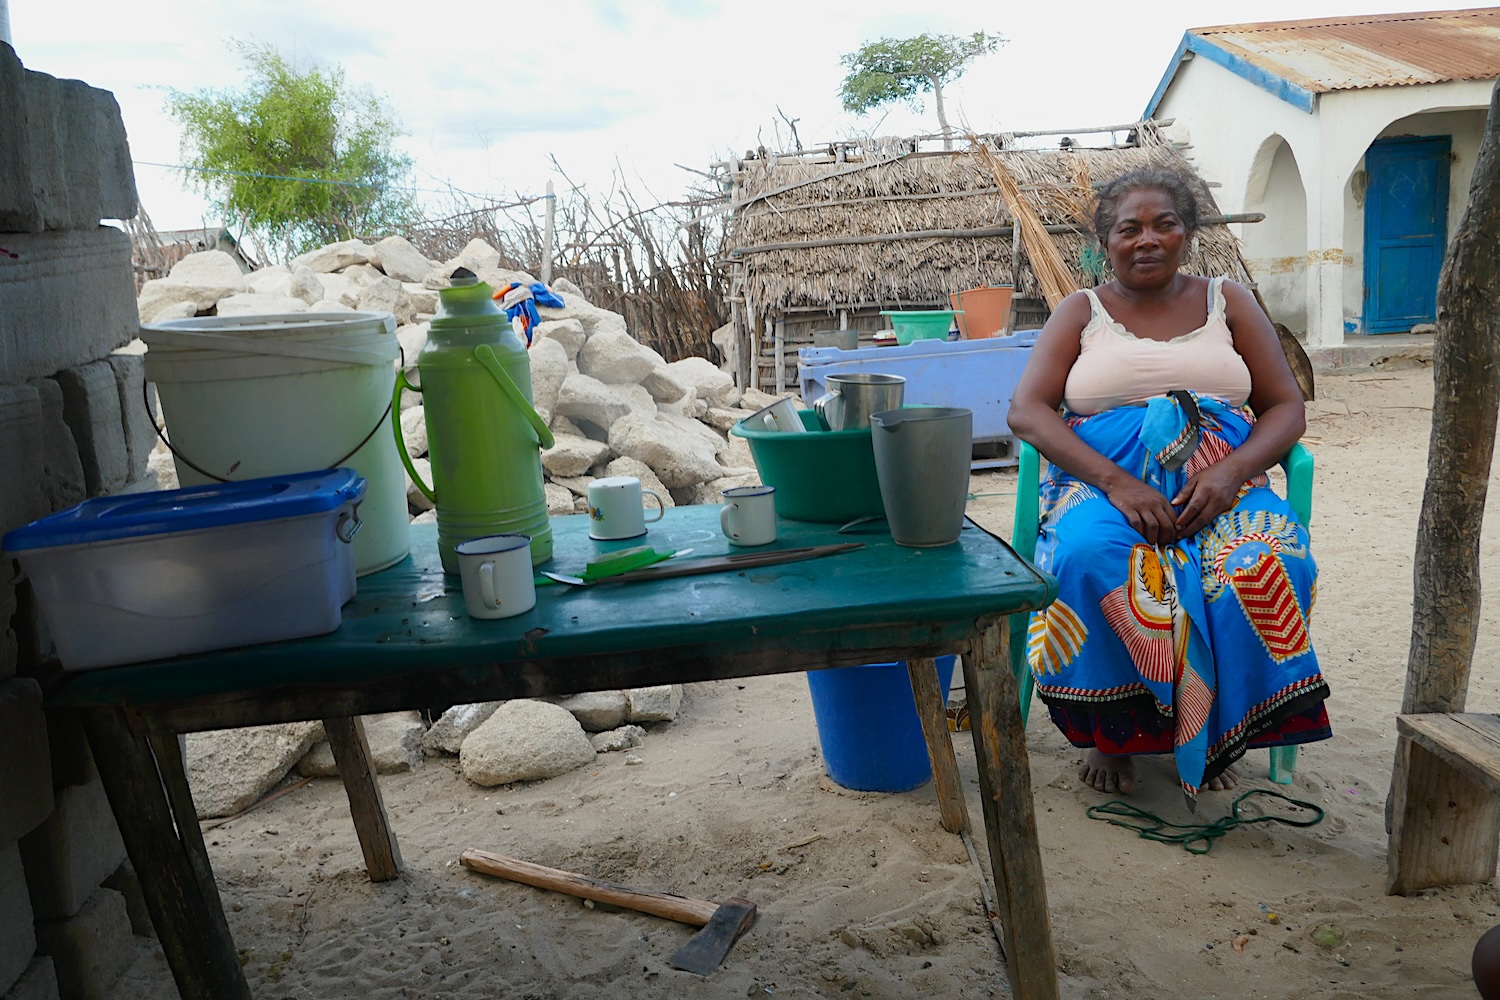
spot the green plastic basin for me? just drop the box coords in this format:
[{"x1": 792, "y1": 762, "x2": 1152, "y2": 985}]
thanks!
[
  {"x1": 730, "y1": 411, "x2": 885, "y2": 522},
  {"x1": 880, "y1": 310, "x2": 959, "y2": 346}
]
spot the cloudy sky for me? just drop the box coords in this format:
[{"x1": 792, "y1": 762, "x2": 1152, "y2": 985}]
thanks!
[{"x1": 8, "y1": 0, "x2": 1482, "y2": 231}]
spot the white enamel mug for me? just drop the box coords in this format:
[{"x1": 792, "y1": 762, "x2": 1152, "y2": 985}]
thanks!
[
  {"x1": 587, "y1": 476, "x2": 665, "y2": 540},
  {"x1": 744, "y1": 396, "x2": 807, "y2": 433},
  {"x1": 455, "y1": 534, "x2": 536, "y2": 620},
  {"x1": 720, "y1": 485, "x2": 777, "y2": 546}
]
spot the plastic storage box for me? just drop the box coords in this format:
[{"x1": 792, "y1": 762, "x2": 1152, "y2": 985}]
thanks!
[
  {"x1": 798, "y1": 329, "x2": 1039, "y2": 466},
  {"x1": 2, "y1": 469, "x2": 367, "y2": 670}
]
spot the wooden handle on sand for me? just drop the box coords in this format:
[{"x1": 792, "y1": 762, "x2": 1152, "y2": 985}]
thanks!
[{"x1": 459, "y1": 849, "x2": 720, "y2": 926}]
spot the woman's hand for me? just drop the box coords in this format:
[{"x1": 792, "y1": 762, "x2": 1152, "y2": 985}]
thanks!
[
  {"x1": 1103, "y1": 477, "x2": 1181, "y2": 546},
  {"x1": 1172, "y1": 463, "x2": 1243, "y2": 538}
]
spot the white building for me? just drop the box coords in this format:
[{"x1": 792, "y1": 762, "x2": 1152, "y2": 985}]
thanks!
[{"x1": 1145, "y1": 8, "x2": 1499, "y2": 347}]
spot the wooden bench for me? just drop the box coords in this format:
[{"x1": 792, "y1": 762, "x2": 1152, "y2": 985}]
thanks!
[{"x1": 1387, "y1": 713, "x2": 1500, "y2": 894}]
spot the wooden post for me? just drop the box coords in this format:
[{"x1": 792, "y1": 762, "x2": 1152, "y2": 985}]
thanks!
[
  {"x1": 773, "y1": 316, "x2": 786, "y2": 396},
  {"x1": 539, "y1": 179, "x2": 556, "y2": 285},
  {"x1": 728, "y1": 299, "x2": 742, "y2": 390},
  {"x1": 748, "y1": 302, "x2": 764, "y2": 395},
  {"x1": 738, "y1": 289, "x2": 755, "y2": 393},
  {"x1": 1388, "y1": 80, "x2": 1500, "y2": 848},
  {"x1": 965, "y1": 622, "x2": 1059, "y2": 1000},
  {"x1": 908, "y1": 658, "x2": 970, "y2": 834},
  {"x1": 1011, "y1": 219, "x2": 1026, "y2": 329},
  {"x1": 1402, "y1": 78, "x2": 1500, "y2": 715},
  {"x1": 82, "y1": 709, "x2": 252, "y2": 1000},
  {"x1": 324, "y1": 716, "x2": 403, "y2": 881}
]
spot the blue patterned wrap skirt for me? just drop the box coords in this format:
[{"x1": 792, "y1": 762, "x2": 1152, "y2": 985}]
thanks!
[{"x1": 1027, "y1": 393, "x2": 1331, "y2": 797}]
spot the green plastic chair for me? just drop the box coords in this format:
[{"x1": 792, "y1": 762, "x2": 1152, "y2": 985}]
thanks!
[{"x1": 1008, "y1": 440, "x2": 1314, "y2": 785}]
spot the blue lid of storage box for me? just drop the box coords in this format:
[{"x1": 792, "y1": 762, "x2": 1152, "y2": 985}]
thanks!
[{"x1": 2, "y1": 468, "x2": 367, "y2": 551}]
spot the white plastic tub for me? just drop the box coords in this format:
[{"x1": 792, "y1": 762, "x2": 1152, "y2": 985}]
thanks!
[
  {"x1": 2, "y1": 469, "x2": 366, "y2": 671},
  {"x1": 141, "y1": 311, "x2": 409, "y2": 576}
]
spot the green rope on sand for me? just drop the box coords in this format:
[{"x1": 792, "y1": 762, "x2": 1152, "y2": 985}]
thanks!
[{"x1": 1086, "y1": 789, "x2": 1325, "y2": 855}]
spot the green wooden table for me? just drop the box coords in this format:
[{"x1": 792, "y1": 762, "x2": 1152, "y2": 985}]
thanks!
[{"x1": 50, "y1": 506, "x2": 1060, "y2": 998}]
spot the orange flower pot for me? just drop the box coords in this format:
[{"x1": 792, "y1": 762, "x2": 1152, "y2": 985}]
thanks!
[{"x1": 949, "y1": 286, "x2": 1014, "y2": 339}]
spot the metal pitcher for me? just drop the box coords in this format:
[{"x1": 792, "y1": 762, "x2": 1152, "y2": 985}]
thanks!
[
  {"x1": 812, "y1": 373, "x2": 905, "y2": 430},
  {"x1": 870, "y1": 407, "x2": 973, "y2": 547}
]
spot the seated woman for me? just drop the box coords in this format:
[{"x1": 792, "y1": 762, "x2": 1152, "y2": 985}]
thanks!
[{"x1": 1007, "y1": 167, "x2": 1331, "y2": 801}]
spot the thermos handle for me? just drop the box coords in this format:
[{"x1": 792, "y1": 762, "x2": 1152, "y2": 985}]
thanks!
[
  {"x1": 392, "y1": 368, "x2": 437, "y2": 504},
  {"x1": 474, "y1": 345, "x2": 556, "y2": 450}
]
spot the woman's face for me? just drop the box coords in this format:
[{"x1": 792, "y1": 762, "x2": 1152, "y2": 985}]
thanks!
[{"x1": 1103, "y1": 188, "x2": 1188, "y2": 289}]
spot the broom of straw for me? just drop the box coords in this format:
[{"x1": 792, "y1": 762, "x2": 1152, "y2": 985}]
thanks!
[{"x1": 971, "y1": 139, "x2": 1079, "y2": 310}]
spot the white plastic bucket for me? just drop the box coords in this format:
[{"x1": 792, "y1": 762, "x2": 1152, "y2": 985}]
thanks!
[{"x1": 141, "y1": 312, "x2": 411, "y2": 575}]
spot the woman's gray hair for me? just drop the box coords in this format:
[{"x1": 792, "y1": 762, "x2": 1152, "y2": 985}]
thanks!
[{"x1": 1093, "y1": 168, "x2": 1202, "y2": 242}]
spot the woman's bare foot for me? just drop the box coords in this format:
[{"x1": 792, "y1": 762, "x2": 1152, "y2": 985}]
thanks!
[
  {"x1": 1204, "y1": 765, "x2": 1241, "y2": 792},
  {"x1": 1078, "y1": 749, "x2": 1136, "y2": 793}
]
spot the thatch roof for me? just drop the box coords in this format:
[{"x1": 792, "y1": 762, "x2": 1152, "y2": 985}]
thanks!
[{"x1": 729, "y1": 125, "x2": 1252, "y2": 314}]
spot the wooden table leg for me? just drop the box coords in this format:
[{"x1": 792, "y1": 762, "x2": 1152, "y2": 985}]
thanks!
[
  {"x1": 908, "y1": 657, "x2": 971, "y2": 834},
  {"x1": 146, "y1": 728, "x2": 229, "y2": 914},
  {"x1": 324, "y1": 716, "x2": 403, "y2": 881},
  {"x1": 965, "y1": 623, "x2": 1060, "y2": 1000},
  {"x1": 81, "y1": 708, "x2": 251, "y2": 1000}
]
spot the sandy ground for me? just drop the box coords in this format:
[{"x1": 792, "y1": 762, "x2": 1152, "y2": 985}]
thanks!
[{"x1": 113, "y1": 364, "x2": 1500, "y2": 1000}]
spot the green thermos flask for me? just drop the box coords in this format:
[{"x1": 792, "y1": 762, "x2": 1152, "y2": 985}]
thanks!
[{"x1": 393, "y1": 271, "x2": 555, "y2": 573}]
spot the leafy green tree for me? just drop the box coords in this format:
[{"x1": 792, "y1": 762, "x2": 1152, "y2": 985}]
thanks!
[
  {"x1": 166, "y1": 41, "x2": 415, "y2": 258},
  {"x1": 839, "y1": 32, "x2": 1003, "y2": 149}
]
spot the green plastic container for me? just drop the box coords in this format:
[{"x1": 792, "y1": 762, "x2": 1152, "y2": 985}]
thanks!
[
  {"x1": 880, "y1": 310, "x2": 960, "y2": 346},
  {"x1": 731, "y1": 411, "x2": 885, "y2": 522}
]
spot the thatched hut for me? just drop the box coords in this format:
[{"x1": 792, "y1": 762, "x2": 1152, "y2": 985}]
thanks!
[{"x1": 726, "y1": 122, "x2": 1259, "y2": 394}]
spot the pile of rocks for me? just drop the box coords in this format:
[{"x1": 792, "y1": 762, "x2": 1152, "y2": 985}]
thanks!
[
  {"x1": 135, "y1": 236, "x2": 788, "y2": 515},
  {"x1": 185, "y1": 686, "x2": 682, "y2": 819}
]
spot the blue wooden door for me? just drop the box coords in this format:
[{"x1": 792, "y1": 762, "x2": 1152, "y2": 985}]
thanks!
[{"x1": 1363, "y1": 136, "x2": 1450, "y2": 333}]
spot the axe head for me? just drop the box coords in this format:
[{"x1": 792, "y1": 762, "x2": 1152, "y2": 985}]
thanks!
[{"x1": 668, "y1": 898, "x2": 757, "y2": 976}]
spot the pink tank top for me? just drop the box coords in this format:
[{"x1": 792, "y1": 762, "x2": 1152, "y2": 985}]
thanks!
[{"x1": 1062, "y1": 276, "x2": 1252, "y2": 416}]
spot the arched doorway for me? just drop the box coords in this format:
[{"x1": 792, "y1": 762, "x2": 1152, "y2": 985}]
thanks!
[{"x1": 1242, "y1": 134, "x2": 1309, "y2": 335}]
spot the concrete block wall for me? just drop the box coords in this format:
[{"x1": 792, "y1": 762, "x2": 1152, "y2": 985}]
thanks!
[
  {"x1": 1, "y1": 42, "x2": 159, "y2": 1000},
  {"x1": 0, "y1": 43, "x2": 137, "y2": 233}
]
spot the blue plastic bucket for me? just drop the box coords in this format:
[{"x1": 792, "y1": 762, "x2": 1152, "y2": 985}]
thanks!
[{"x1": 805, "y1": 656, "x2": 957, "y2": 792}]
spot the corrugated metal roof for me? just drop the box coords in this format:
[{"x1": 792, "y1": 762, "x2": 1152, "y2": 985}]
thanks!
[{"x1": 1190, "y1": 7, "x2": 1500, "y2": 92}]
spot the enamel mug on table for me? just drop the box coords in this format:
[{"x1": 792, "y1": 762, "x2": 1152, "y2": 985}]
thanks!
[
  {"x1": 587, "y1": 476, "x2": 665, "y2": 540},
  {"x1": 720, "y1": 485, "x2": 777, "y2": 546},
  {"x1": 455, "y1": 534, "x2": 536, "y2": 619}
]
